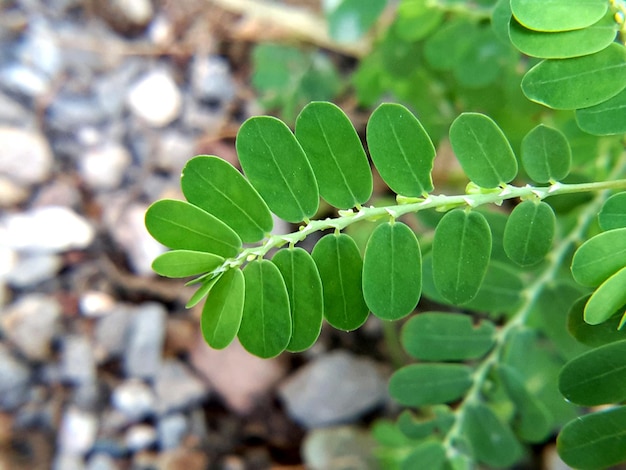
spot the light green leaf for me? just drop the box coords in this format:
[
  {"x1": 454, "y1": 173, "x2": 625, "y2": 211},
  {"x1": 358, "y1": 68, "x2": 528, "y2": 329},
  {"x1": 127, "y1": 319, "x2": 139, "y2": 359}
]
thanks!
[
  {"x1": 324, "y1": 0, "x2": 387, "y2": 43},
  {"x1": 180, "y1": 155, "x2": 273, "y2": 243},
  {"x1": 584, "y1": 266, "x2": 626, "y2": 325},
  {"x1": 557, "y1": 406, "x2": 626, "y2": 469},
  {"x1": 312, "y1": 233, "x2": 369, "y2": 331},
  {"x1": 510, "y1": 0, "x2": 608, "y2": 32},
  {"x1": 395, "y1": 0, "x2": 443, "y2": 41},
  {"x1": 577, "y1": 88, "x2": 626, "y2": 136},
  {"x1": 362, "y1": 222, "x2": 422, "y2": 320},
  {"x1": 401, "y1": 312, "x2": 496, "y2": 361},
  {"x1": 401, "y1": 440, "x2": 446, "y2": 470},
  {"x1": 521, "y1": 124, "x2": 571, "y2": 183},
  {"x1": 503, "y1": 201, "x2": 556, "y2": 267},
  {"x1": 491, "y1": 0, "x2": 513, "y2": 44},
  {"x1": 389, "y1": 363, "x2": 473, "y2": 407},
  {"x1": 571, "y1": 228, "x2": 626, "y2": 287},
  {"x1": 599, "y1": 192, "x2": 626, "y2": 231},
  {"x1": 238, "y1": 260, "x2": 291, "y2": 358},
  {"x1": 272, "y1": 248, "x2": 324, "y2": 352},
  {"x1": 568, "y1": 295, "x2": 626, "y2": 348},
  {"x1": 367, "y1": 103, "x2": 435, "y2": 197},
  {"x1": 186, "y1": 274, "x2": 222, "y2": 308},
  {"x1": 151, "y1": 250, "x2": 224, "y2": 278},
  {"x1": 432, "y1": 210, "x2": 492, "y2": 304},
  {"x1": 145, "y1": 199, "x2": 242, "y2": 257},
  {"x1": 200, "y1": 268, "x2": 244, "y2": 350},
  {"x1": 521, "y1": 43, "x2": 626, "y2": 110},
  {"x1": 236, "y1": 116, "x2": 319, "y2": 223},
  {"x1": 559, "y1": 339, "x2": 626, "y2": 406},
  {"x1": 295, "y1": 102, "x2": 372, "y2": 209},
  {"x1": 449, "y1": 113, "x2": 517, "y2": 188}
]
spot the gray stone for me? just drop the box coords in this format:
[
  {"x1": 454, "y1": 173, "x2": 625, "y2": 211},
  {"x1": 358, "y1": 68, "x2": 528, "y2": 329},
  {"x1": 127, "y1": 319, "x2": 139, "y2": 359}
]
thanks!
[
  {"x1": 61, "y1": 335, "x2": 96, "y2": 385},
  {"x1": 302, "y1": 426, "x2": 380, "y2": 470},
  {"x1": 127, "y1": 70, "x2": 182, "y2": 127},
  {"x1": 123, "y1": 302, "x2": 166, "y2": 379},
  {"x1": 79, "y1": 291, "x2": 117, "y2": 318},
  {"x1": 94, "y1": 305, "x2": 133, "y2": 363},
  {"x1": 154, "y1": 359, "x2": 208, "y2": 414},
  {"x1": 0, "y1": 127, "x2": 53, "y2": 185},
  {"x1": 111, "y1": 379, "x2": 156, "y2": 421},
  {"x1": 0, "y1": 344, "x2": 31, "y2": 410},
  {"x1": 191, "y1": 55, "x2": 235, "y2": 105},
  {"x1": 0, "y1": 63, "x2": 50, "y2": 98},
  {"x1": 5, "y1": 253, "x2": 62, "y2": 287},
  {"x1": 57, "y1": 406, "x2": 98, "y2": 456},
  {"x1": 86, "y1": 453, "x2": 120, "y2": 470},
  {"x1": 53, "y1": 453, "x2": 86, "y2": 470},
  {"x1": 80, "y1": 144, "x2": 131, "y2": 190},
  {"x1": 16, "y1": 19, "x2": 62, "y2": 79},
  {"x1": 152, "y1": 131, "x2": 196, "y2": 173},
  {"x1": 157, "y1": 413, "x2": 188, "y2": 450},
  {"x1": 124, "y1": 424, "x2": 157, "y2": 452}
]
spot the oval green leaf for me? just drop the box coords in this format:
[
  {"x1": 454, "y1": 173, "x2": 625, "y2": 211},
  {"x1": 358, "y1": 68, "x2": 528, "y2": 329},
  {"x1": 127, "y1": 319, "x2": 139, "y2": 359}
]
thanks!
[
  {"x1": 402, "y1": 441, "x2": 446, "y2": 470},
  {"x1": 238, "y1": 260, "x2": 291, "y2": 358},
  {"x1": 236, "y1": 116, "x2": 319, "y2": 223},
  {"x1": 521, "y1": 43, "x2": 626, "y2": 110},
  {"x1": 295, "y1": 102, "x2": 372, "y2": 209},
  {"x1": 510, "y1": 0, "x2": 608, "y2": 32},
  {"x1": 521, "y1": 124, "x2": 571, "y2": 183},
  {"x1": 432, "y1": 210, "x2": 492, "y2": 304},
  {"x1": 145, "y1": 199, "x2": 242, "y2": 257},
  {"x1": 401, "y1": 312, "x2": 496, "y2": 361},
  {"x1": 325, "y1": 0, "x2": 386, "y2": 43},
  {"x1": 312, "y1": 233, "x2": 369, "y2": 331},
  {"x1": 577, "y1": 87, "x2": 626, "y2": 136},
  {"x1": 599, "y1": 192, "x2": 626, "y2": 231},
  {"x1": 571, "y1": 228, "x2": 626, "y2": 287},
  {"x1": 272, "y1": 247, "x2": 324, "y2": 352},
  {"x1": 152, "y1": 250, "x2": 224, "y2": 278},
  {"x1": 568, "y1": 295, "x2": 626, "y2": 347},
  {"x1": 491, "y1": 0, "x2": 513, "y2": 45},
  {"x1": 366, "y1": 103, "x2": 435, "y2": 197},
  {"x1": 181, "y1": 155, "x2": 273, "y2": 243},
  {"x1": 362, "y1": 222, "x2": 422, "y2": 320},
  {"x1": 388, "y1": 363, "x2": 473, "y2": 407},
  {"x1": 186, "y1": 273, "x2": 222, "y2": 309},
  {"x1": 503, "y1": 201, "x2": 556, "y2": 267},
  {"x1": 397, "y1": 407, "x2": 454, "y2": 440},
  {"x1": 449, "y1": 113, "x2": 517, "y2": 188},
  {"x1": 584, "y1": 266, "x2": 626, "y2": 325},
  {"x1": 200, "y1": 268, "x2": 244, "y2": 350}
]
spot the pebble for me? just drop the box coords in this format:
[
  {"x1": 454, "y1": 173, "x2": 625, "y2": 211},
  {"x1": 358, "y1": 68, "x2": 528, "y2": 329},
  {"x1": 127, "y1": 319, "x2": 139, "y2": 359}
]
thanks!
[
  {"x1": 16, "y1": 19, "x2": 62, "y2": 80},
  {"x1": 152, "y1": 131, "x2": 196, "y2": 173},
  {"x1": 0, "y1": 63, "x2": 51, "y2": 98},
  {"x1": 61, "y1": 335, "x2": 96, "y2": 385},
  {"x1": 57, "y1": 406, "x2": 98, "y2": 456},
  {"x1": 0, "y1": 127, "x2": 53, "y2": 185},
  {"x1": 94, "y1": 305, "x2": 133, "y2": 363},
  {"x1": 4, "y1": 252, "x2": 62, "y2": 287},
  {"x1": 157, "y1": 413, "x2": 188, "y2": 450},
  {"x1": 127, "y1": 70, "x2": 182, "y2": 127},
  {"x1": 190, "y1": 55, "x2": 236, "y2": 107},
  {"x1": 86, "y1": 453, "x2": 120, "y2": 470},
  {"x1": 111, "y1": 379, "x2": 156, "y2": 421},
  {"x1": 123, "y1": 302, "x2": 166, "y2": 379},
  {"x1": 153, "y1": 359, "x2": 208, "y2": 415},
  {"x1": 79, "y1": 291, "x2": 117, "y2": 318},
  {"x1": 79, "y1": 144, "x2": 131, "y2": 190},
  {"x1": 0, "y1": 344, "x2": 31, "y2": 410},
  {"x1": 0, "y1": 176, "x2": 30, "y2": 206},
  {"x1": 124, "y1": 424, "x2": 157, "y2": 452},
  {"x1": 302, "y1": 426, "x2": 379, "y2": 470}
]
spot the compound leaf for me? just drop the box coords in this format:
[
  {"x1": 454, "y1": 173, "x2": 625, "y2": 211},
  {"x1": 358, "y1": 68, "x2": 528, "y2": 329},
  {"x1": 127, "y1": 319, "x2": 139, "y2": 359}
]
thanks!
[
  {"x1": 145, "y1": 199, "x2": 241, "y2": 257},
  {"x1": 312, "y1": 233, "x2": 369, "y2": 331},
  {"x1": 571, "y1": 228, "x2": 626, "y2": 287},
  {"x1": 362, "y1": 222, "x2": 422, "y2": 320},
  {"x1": 449, "y1": 113, "x2": 517, "y2": 188},
  {"x1": 432, "y1": 210, "x2": 492, "y2": 304},
  {"x1": 510, "y1": 0, "x2": 608, "y2": 32},
  {"x1": 295, "y1": 101, "x2": 372, "y2": 209},
  {"x1": 402, "y1": 440, "x2": 446, "y2": 470},
  {"x1": 238, "y1": 260, "x2": 291, "y2": 358},
  {"x1": 272, "y1": 247, "x2": 324, "y2": 352},
  {"x1": 576, "y1": 88, "x2": 626, "y2": 136},
  {"x1": 367, "y1": 103, "x2": 435, "y2": 197},
  {"x1": 503, "y1": 201, "x2": 556, "y2": 267},
  {"x1": 584, "y1": 266, "x2": 626, "y2": 325},
  {"x1": 236, "y1": 116, "x2": 319, "y2": 223},
  {"x1": 521, "y1": 124, "x2": 571, "y2": 183},
  {"x1": 200, "y1": 268, "x2": 244, "y2": 350},
  {"x1": 181, "y1": 155, "x2": 273, "y2": 243},
  {"x1": 599, "y1": 192, "x2": 626, "y2": 230},
  {"x1": 152, "y1": 250, "x2": 224, "y2": 278},
  {"x1": 568, "y1": 295, "x2": 626, "y2": 347}
]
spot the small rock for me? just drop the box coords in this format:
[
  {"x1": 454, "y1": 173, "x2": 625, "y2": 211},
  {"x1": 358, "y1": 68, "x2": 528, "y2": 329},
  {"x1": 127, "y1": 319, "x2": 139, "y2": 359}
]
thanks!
[
  {"x1": 0, "y1": 176, "x2": 29, "y2": 206},
  {"x1": 0, "y1": 344, "x2": 31, "y2": 410},
  {"x1": 53, "y1": 453, "x2": 86, "y2": 470},
  {"x1": 5, "y1": 252, "x2": 62, "y2": 287},
  {"x1": 157, "y1": 413, "x2": 188, "y2": 450},
  {"x1": 32, "y1": 178, "x2": 82, "y2": 208},
  {"x1": 302, "y1": 426, "x2": 379, "y2": 470},
  {"x1": 96, "y1": 0, "x2": 154, "y2": 36},
  {"x1": 61, "y1": 335, "x2": 96, "y2": 385},
  {"x1": 124, "y1": 424, "x2": 157, "y2": 452},
  {"x1": 0, "y1": 245, "x2": 17, "y2": 279},
  {"x1": 80, "y1": 144, "x2": 131, "y2": 190},
  {"x1": 94, "y1": 305, "x2": 133, "y2": 362},
  {"x1": 0, "y1": 91, "x2": 32, "y2": 127},
  {"x1": 157, "y1": 448, "x2": 208, "y2": 470},
  {"x1": 154, "y1": 359, "x2": 208, "y2": 414},
  {"x1": 127, "y1": 70, "x2": 182, "y2": 127},
  {"x1": 278, "y1": 351, "x2": 388, "y2": 428},
  {"x1": 0, "y1": 64, "x2": 51, "y2": 98},
  {"x1": 0, "y1": 127, "x2": 53, "y2": 185},
  {"x1": 79, "y1": 291, "x2": 117, "y2": 318},
  {"x1": 16, "y1": 19, "x2": 62, "y2": 79},
  {"x1": 57, "y1": 406, "x2": 98, "y2": 456},
  {"x1": 152, "y1": 131, "x2": 196, "y2": 173},
  {"x1": 123, "y1": 302, "x2": 166, "y2": 379},
  {"x1": 190, "y1": 55, "x2": 236, "y2": 107},
  {"x1": 86, "y1": 453, "x2": 120, "y2": 470},
  {"x1": 111, "y1": 379, "x2": 156, "y2": 421}
]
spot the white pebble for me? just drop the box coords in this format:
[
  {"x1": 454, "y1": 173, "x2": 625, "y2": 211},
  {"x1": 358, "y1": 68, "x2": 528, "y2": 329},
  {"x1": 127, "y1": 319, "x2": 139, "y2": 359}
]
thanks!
[
  {"x1": 127, "y1": 70, "x2": 181, "y2": 127},
  {"x1": 0, "y1": 127, "x2": 53, "y2": 185},
  {"x1": 80, "y1": 144, "x2": 131, "y2": 190}
]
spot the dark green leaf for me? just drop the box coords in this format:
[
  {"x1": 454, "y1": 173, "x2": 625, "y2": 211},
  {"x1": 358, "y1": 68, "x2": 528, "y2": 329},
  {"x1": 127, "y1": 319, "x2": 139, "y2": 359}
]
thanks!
[
  {"x1": 510, "y1": 0, "x2": 608, "y2": 32},
  {"x1": 503, "y1": 201, "x2": 556, "y2": 266},
  {"x1": 599, "y1": 192, "x2": 626, "y2": 230},
  {"x1": 362, "y1": 222, "x2": 422, "y2": 320},
  {"x1": 449, "y1": 113, "x2": 517, "y2": 188},
  {"x1": 324, "y1": 0, "x2": 387, "y2": 43},
  {"x1": 571, "y1": 228, "x2": 626, "y2": 287},
  {"x1": 576, "y1": 88, "x2": 626, "y2": 136},
  {"x1": 424, "y1": 19, "x2": 474, "y2": 70},
  {"x1": 401, "y1": 312, "x2": 496, "y2": 361},
  {"x1": 236, "y1": 116, "x2": 319, "y2": 223},
  {"x1": 521, "y1": 124, "x2": 571, "y2": 183},
  {"x1": 200, "y1": 268, "x2": 244, "y2": 349},
  {"x1": 432, "y1": 210, "x2": 492, "y2": 304},
  {"x1": 272, "y1": 248, "x2": 324, "y2": 352},
  {"x1": 491, "y1": 0, "x2": 513, "y2": 44},
  {"x1": 453, "y1": 28, "x2": 510, "y2": 88},
  {"x1": 238, "y1": 260, "x2": 291, "y2": 358},
  {"x1": 295, "y1": 102, "x2": 372, "y2": 209},
  {"x1": 397, "y1": 407, "x2": 454, "y2": 440},
  {"x1": 152, "y1": 250, "x2": 224, "y2": 278},
  {"x1": 401, "y1": 440, "x2": 446, "y2": 470},
  {"x1": 367, "y1": 103, "x2": 435, "y2": 197},
  {"x1": 312, "y1": 233, "x2": 369, "y2": 331},
  {"x1": 568, "y1": 295, "x2": 626, "y2": 348},
  {"x1": 145, "y1": 199, "x2": 242, "y2": 257},
  {"x1": 584, "y1": 266, "x2": 626, "y2": 325},
  {"x1": 389, "y1": 363, "x2": 473, "y2": 407}
]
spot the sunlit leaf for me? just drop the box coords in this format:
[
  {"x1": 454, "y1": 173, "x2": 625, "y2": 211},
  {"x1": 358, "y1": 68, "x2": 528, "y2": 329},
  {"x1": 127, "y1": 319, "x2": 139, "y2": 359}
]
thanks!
[
  {"x1": 449, "y1": 113, "x2": 517, "y2": 188},
  {"x1": 295, "y1": 102, "x2": 372, "y2": 209},
  {"x1": 577, "y1": 86, "x2": 626, "y2": 136},
  {"x1": 238, "y1": 260, "x2": 291, "y2": 358},
  {"x1": 598, "y1": 192, "x2": 626, "y2": 230},
  {"x1": 503, "y1": 201, "x2": 556, "y2": 267},
  {"x1": 520, "y1": 124, "x2": 571, "y2": 183},
  {"x1": 152, "y1": 250, "x2": 224, "y2": 278},
  {"x1": 568, "y1": 295, "x2": 626, "y2": 348},
  {"x1": 272, "y1": 247, "x2": 324, "y2": 352},
  {"x1": 510, "y1": 0, "x2": 608, "y2": 32},
  {"x1": 200, "y1": 268, "x2": 244, "y2": 349},
  {"x1": 186, "y1": 274, "x2": 222, "y2": 309},
  {"x1": 312, "y1": 233, "x2": 369, "y2": 331},
  {"x1": 145, "y1": 199, "x2": 242, "y2": 257},
  {"x1": 324, "y1": 0, "x2": 387, "y2": 43},
  {"x1": 584, "y1": 266, "x2": 626, "y2": 325},
  {"x1": 571, "y1": 228, "x2": 626, "y2": 287},
  {"x1": 367, "y1": 103, "x2": 435, "y2": 197},
  {"x1": 395, "y1": 0, "x2": 443, "y2": 41},
  {"x1": 236, "y1": 116, "x2": 319, "y2": 223},
  {"x1": 401, "y1": 440, "x2": 446, "y2": 470},
  {"x1": 362, "y1": 222, "x2": 422, "y2": 320}
]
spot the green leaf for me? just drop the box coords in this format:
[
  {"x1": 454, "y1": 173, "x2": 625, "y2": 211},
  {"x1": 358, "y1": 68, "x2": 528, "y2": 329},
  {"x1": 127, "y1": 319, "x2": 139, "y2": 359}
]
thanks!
[
  {"x1": 324, "y1": 0, "x2": 387, "y2": 43},
  {"x1": 453, "y1": 28, "x2": 510, "y2": 88},
  {"x1": 401, "y1": 440, "x2": 446, "y2": 470},
  {"x1": 401, "y1": 312, "x2": 496, "y2": 361},
  {"x1": 238, "y1": 260, "x2": 291, "y2": 358},
  {"x1": 449, "y1": 113, "x2": 517, "y2": 188},
  {"x1": 312, "y1": 233, "x2": 369, "y2": 331},
  {"x1": 389, "y1": 363, "x2": 473, "y2": 407},
  {"x1": 362, "y1": 222, "x2": 422, "y2": 320},
  {"x1": 180, "y1": 156, "x2": 273, "y2": 243},
  {"x1": 200, "y1": 268, "x2": 244, "y2": 350},
  {"x1": 395, "y1": 0, "x2": 443, "y2": 42},
  {"x1": 367, "y1": 103, "x2": 435, "y2": 197},
  {"x1": 571, "y1": 228, "x2": 626, "y2": 287},
  {"x1": 503, "y1": 201, "x2": 556, "y2": 267},
  {"x1": 584, "y1": 266, "x2": 626, "y2": 325},
  {"x1": 521, "y1": 43, "x2": 626, "y2": 110},
  {"x1": 557, "y1": 406, "x2": 626, "y2": 469},
  {"x1": 432, "y1": 210, "x2": 492, "y2": 304},
  {"x1": 462, "y1": 402, "x2": 524, "y2": 468},
  {"x1": 509, "y1": 13, "x2": 618, "y2": 59},
  {"x1": 568, "y1": 295, "x2": 626, "y2": 348},
  {"x1": 510, "y1": 0, "x2": 608, "y2": 32},
  {"x1": 559, "y1": 340, "x2": 626, "y2": 406},
  {"x1": 520, "y1": 124, "x2": 571, "y2": 183},
  {"x1": 186, "y1": 274, "x2": 222, "y2": 308},
  {"x1": 295, "y1": 102, "x2": 372, "y2": 209},
  {"x1": 236, "y1": 116, "x2": 319, "y2": 223},
  {"x1": 145, "y1": 199, "x2": 242, "y2": 257},
  {"x1": 491, "y1": 0, "x2": 513, "y2": 44},
  {"x1": 397, "y1": 407, "x2": 454, "y2": 440},
  {"x1": 272, "y1": 248, "x2": 324, "y2": 352},
  {"x1": 577, "y1": 88, "x2": 626, "y2": 136},
  {"x1": 151, "y1": 250, "x2": 224, "y2": 278},
  {"x1": 424, "y1": 19, "x2": 473, "y2": 71},
  {"x1": 599, "y1": 192, "x2": 626, "y2": 231}
]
